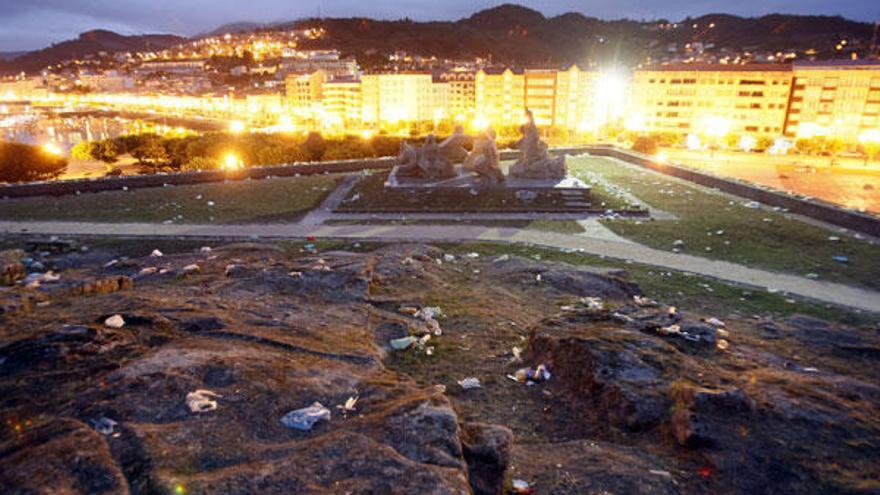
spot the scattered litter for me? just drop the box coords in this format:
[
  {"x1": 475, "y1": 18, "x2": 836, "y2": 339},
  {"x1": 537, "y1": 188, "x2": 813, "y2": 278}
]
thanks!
[
  {"x1": 457, "y1": 377, "x2": 482, "y2": 390},
  {"x1": 199, "y1": 246, "x2": 212, "y2": 254},
  {"x1": 182, "y1": 264, "x2": 200, "y2": 274},
  {"x1": 280, "y1": 402, "x2": 331, "y2": 430},
  {"x1": 104, "y1": 314, "x2": 125, "y2": 329},
  {"x1": 715, "y1": 230, "x2": 725, "y2": 236},
  {"x1": 390, "y1": 336, "x2": 418, "y2": 350},
  {"x1": 511, "y1": 479, "x2": 533, "y2": 494},
  {"x1": 717, "y1": 328, "x2": 730, "y2": 338},
  {"x1": 634, "y1": 295, "x2": 658, "y2": 307},
  {"x1": 493, "y1": 254, "x2": 510, "y2": 263},
  {"x1": 443, "y1": 254, "x2": 456, "y2": 262},
  {"x1": 509, "y1": 364, "x2": 551, "y2": 385},
  {"x1": 207, "y1": 201, "x2": 215, "y2": 207},
  {"x1": 649, "y1": 470, "x2": 672, "y2": 478},
  {"x1": 828, "y1": 236, "x2": 840, "y2": 242},
  {"x1": 805, "y1": 273, "x2": 819, "y2": 279},
  {"x1": 658, "y1": 324, "x2": 682, "y2": 336},
  {"x1": 511, "y1": 346, "x2": 522, "y2": 363},
  {"x1": 743, "y1": 201, "x2": 761, "y2": 209},
  {"x1": 465, "y1": 252, "x2": 480, "y2": 259},
  {"x1": 398, "y1": 306, "x2": 419, "y2": 316},
  {"x1": 224, "y1": 264, "x2": 239, "y2": 276},
  {"x1": 91, "y1": 417, "x2": 119, "y2": 436},
  {"x1": 612, "y1": 312, "x2": 634, "y2": 323},
  {"x1": 535, "y1": 274, "x2": 542, "y2": 283},
  {"x1": 289, "y1": 271, "x2": 303, "y2": 278},
  {"x1": 832, "y1": 256, "x2": 849, "y2": 264},
  {"x1": 673, "y1": 239, "x2": 684, "y2": 247},
  {"x1": 717, "y1": 339, "x2": 730, "y2": 351},
  {"x1": 416, "y1": 306, "x2": 444, "y2": 320},
  {"x1": 704, "y1": 317, "x2": 725, "y2": 327},
  {"x1": 159, "y1": 268, "x2": 173, "y2": 275},
  {"x1": 581, "y1": 296, "x2": 604, "y2": 311},
  {"x1": 311, "y1": 259, "x2": 332, "y2": 271},
  {"x1": 150, "y1": 249, "x2": 163, "y2": 257},
  {"x1": 336, "y1": 396, "x2": 358, "y2": 414},
  {"x1": 104, "y1": 259, "x2": 118, "y2": 268},
  {"x1": 23, "y1": 271, "x2": 61, "y2": 288},
  {"x1": 138, "y1": 267, "x2": 158, "y2": 276},
  {"x1": 186, "y1": 389, "x2": 221, "y2": 413},
  {"x1": 802, "y1": 367, "x2": 819, "y2": 373}
]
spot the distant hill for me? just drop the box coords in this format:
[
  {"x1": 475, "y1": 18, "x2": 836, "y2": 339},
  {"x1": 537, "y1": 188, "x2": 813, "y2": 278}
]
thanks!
[
  {"x1": 2, "y1": 30, "x2": 186, "y2": 74},
  {"x1": 2, "y1": 4, "x2": 874, "y2": 74},
  {"x1": 277, "y1": 4, "x2": 873, "y2": 67}
]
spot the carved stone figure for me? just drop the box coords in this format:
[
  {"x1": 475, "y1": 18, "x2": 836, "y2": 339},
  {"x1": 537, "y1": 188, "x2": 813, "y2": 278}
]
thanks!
[
  {"x1": 392, "y1": 127, "x2": 465, "y2": 180},
  {"x1": 463, "y1": 128, "x2": 504, "y2": 185},
  {"x1": 508, "y1": 109, "x2": 566, "y2": 179}
]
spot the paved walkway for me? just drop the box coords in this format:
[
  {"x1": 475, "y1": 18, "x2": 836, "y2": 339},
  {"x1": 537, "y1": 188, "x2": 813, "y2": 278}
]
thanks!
[{"x1": 2, "y1": 220, "x2": 878, "y2": 312}]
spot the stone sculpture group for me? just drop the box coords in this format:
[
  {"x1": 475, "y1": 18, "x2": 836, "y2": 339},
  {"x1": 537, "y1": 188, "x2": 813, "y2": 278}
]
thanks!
[{"x1": 392, "y1": 109, "x2": 566, "y2": 185}]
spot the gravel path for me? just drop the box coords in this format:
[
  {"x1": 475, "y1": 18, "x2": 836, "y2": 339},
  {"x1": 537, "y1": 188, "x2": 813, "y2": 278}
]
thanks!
[{"x1": 1, "y1": 219, "x2": 878, "y2": 312}]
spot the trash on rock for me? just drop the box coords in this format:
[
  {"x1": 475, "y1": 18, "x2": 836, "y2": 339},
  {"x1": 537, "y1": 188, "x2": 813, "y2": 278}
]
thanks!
[
  {"x1": 457, "y1": 377, "x2": 482, "y2": 389},
  {"x1": 186, "y1": 389, "x2": 221, "y2": 413},
  {"x1": 509, "y1": 364, "x2": 551, "y2": 385},
  {"x1": 337, "y1": 396, "x2": 358, "y2": 414},
  {"x1": 23, "y1": 271, "x2": 61, "y2": 288},
  {"x1": 280, "y1": 402, "x2": 331, "y2": 430},
  {"x1": 390, "y1": 336, "x2": 418, "y2": 350},
  {"x1": 704, "y1": 317, "x2": 725, "y2": 327},
  {"x1": 91, "y1": 417, "x2": 119, "y2": 436},
  {"x1": 511, "y1": 479, "x2": 533, "y2": 494},
  {"x1": 634, "y1": 295, "x2": 659, "y2": 307},
  {"x1": 199, "y1": 246, "x2": 212, "y2": 254},
  {"x1": 493, "y1": 254, "x2": 510, "y2": 263},
  {"x1": 150, "y1": 249, "x2": 164, "y2": 257},
  {"x1": 717, "y1": 339, "x2": 730, "y2": 351},
  {"x1": 104, "y1": 314, "x2": 125, "y2": 329},
  {"x1": 138, "y1": 267, "x2": 158, "y2": 276},
  {"x1": 182, "y1": 264, "x2": 200, "y2": 274},
  {"x1": 311, "y1": 259, "x2": 332, "y2": 271}
]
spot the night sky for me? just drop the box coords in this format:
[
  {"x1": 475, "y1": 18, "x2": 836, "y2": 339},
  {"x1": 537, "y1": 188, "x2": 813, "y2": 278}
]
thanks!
[{"x1": 1, "y1": 0, "x2": 877, "y2": 52}]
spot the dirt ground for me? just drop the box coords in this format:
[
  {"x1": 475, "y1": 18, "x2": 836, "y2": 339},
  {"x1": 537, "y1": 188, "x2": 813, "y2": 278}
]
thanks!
[{"x1": 1, "y1": 240, "x2": 878, "y2": 494}]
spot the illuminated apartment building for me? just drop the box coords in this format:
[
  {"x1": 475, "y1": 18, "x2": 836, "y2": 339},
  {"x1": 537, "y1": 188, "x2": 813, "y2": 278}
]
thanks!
[
  {"x1": 285, "y1": 71, "x2": 324, "y2": 110},
  {"x1": 631, "y1": 64, "x2": 792, "y2": 137},
  {"x1": 524, "y1": 70, "x2": 558, "y2": 126},
  {"x1": 438, "y1": 71, "x2": 475, "y2": 122},
  {"x1": 361, "y1": 73, "x2": 433, "y2": 126},
  {"x1": 322, "y1": 77, "x2": 362, "y2": 125},
  {"x1": 475, "y1": 68, "x2": 525, "y2": 128},
  {"x1": 554, "y1": 66, "x2": 599, "y2": 131},
  {"x1": 785, "y1": 60, "x2": 880, "y2": 141}
]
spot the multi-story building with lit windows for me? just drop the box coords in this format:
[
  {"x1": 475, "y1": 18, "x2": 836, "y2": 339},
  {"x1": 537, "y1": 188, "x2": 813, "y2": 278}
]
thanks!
[
  {"x1": 475, "y1": 68, "x2": 525, "y2": 128},
  {"x1": 322, "y1": 77, "x2": 362, "y2": 125},
  {"x1": 438, "y1": 71, "x2": 475, "y2": 122},
  {"x1": 554, "y1": 66, "x2": 599, "y2": 131},
  {"x1": 524, "y1": 70, "x2": 558, "y2": 126},
  {"x1": 631, "y1": 64, "x2": 792, "y2": 138},
  {"x1": 785, "y1": 60, "x2": 880, "y2": 142},
  {"x1": 361, "y1": 72, "x2": 434, "y2": 125}
]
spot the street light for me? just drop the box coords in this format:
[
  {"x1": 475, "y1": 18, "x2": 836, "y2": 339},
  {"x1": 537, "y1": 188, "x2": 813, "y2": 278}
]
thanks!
[
  {"x1": 223, "y1": 153, "x2": 242, "y2": 171},
  {"x1": 41, "y1": 142, "x2": 63, "y2": 156}
]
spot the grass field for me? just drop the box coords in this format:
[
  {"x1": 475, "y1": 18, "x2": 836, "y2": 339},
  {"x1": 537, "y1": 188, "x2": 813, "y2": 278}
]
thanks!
[
  {"x1": 0, "y1": 175, "x2": 341, "y2": 224},
  {"x1": 568, "y1": 156, "x2": 880, "y2": 291}
]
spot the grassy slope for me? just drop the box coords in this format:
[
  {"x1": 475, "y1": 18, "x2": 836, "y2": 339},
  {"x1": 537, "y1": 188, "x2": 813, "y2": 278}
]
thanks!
[
  {"x1": 568, "y1": 156, "x2": 880, "y2": 291},
  {"x1": 0, "y1": 175, "x2": 340, "y2": 224}
]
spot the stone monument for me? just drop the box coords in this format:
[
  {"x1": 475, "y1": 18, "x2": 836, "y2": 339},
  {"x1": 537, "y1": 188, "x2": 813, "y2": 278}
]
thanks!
[
  {"x1": 508, "y1": 109, "x2": 566, "y2": 180},
  {"x1": 392, "y1": 126, "x2": 467, "y2": 181},
  {"x1": 462, "y1": 128, "x2": 505, "y2": 186}
]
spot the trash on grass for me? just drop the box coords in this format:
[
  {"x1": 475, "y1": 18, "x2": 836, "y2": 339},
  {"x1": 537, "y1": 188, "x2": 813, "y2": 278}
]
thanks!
[
  {"x1": 182, "y1": 264, "x2": 200, "y2": 274},
  {"x1": 511, "y1": 479, "x2": 533, "y2": 494},
  {"x1": 390, "y1": 336, "x2": 418, "y2": 350},
  {"x1": 280, "y1": 402, "x2": 331, "y2": 430},
  {"x1": 704, "y1": 317, "x2": 725, "y2": 327},
  {"x1": 336, "y1": 396, "x2": 358, "y2": 414}
]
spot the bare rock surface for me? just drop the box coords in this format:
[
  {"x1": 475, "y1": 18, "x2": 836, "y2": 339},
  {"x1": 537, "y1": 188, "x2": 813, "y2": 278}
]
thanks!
[{"x1": 0, "y1": 241, "x2": 878, "y2": 494}]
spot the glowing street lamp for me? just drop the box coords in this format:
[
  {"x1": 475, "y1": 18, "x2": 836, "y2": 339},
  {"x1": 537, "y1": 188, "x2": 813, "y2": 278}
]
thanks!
[
  {"x1": 41, "y1": 142, "x2": 63, "y2": 156},
  {"x1": 859, "y1": 129, "x2": 880, "y2": 164},
  {"x1": 223, "y1": 153, "x2": 243, "y2": 171},
  {"x1": 228, "y1": 120, "x2": 246, "y2": 134}
]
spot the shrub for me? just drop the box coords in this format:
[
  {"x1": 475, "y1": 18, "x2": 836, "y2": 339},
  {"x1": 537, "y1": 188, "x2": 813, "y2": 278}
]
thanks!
[
  {"x1": 631, "y1": 135, "x2": 659, "y2": 155},
  {"x1": 0, "y1": 141, "x2": 68, "y2": 183}
]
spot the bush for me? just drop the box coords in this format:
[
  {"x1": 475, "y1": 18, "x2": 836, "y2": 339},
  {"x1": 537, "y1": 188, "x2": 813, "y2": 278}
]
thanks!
[
  {"x1": 0, "y1": 141, "x2": 67, "y2": 183},
  {"x1": 631, "y1": 135, "x2": 659, "y2": 155}
]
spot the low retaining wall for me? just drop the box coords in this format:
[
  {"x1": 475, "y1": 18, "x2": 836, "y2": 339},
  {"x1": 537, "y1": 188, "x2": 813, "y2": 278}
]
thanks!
[
  {"x1": 587, "y1": 146, "x2": 880, "y2": 238},
  {"x1": 0, "y1": 157, "x2": 396, "y2": 199}
]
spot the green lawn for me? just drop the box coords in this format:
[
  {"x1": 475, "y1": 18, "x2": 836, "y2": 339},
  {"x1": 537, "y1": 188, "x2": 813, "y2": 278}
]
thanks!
[
  {"x1": 0, "y1": 175, "x2": 341, "y2": 224},
  {"x1": 568, "y1": 156, "x2": 880, "y2": 291}
]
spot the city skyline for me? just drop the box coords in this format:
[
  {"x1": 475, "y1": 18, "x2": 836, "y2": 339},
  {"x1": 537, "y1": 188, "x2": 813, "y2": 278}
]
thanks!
[{"x1": 1, "y1": 0, "x2": 878, "y2": 52}]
